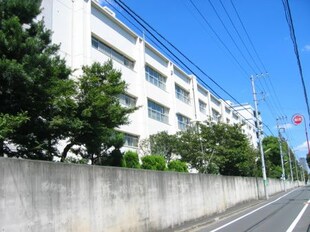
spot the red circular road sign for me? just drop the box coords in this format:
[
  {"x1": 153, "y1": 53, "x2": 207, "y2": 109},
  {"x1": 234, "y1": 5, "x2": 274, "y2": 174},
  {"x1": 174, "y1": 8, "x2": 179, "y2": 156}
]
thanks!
[{"x1": 292, "y1": 114, "x2": 303, "y2": 125}]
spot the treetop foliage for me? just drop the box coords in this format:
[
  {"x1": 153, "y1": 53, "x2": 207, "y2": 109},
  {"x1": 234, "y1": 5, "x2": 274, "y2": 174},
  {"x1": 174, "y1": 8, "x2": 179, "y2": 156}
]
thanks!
[
  {"x1": 143, "y1": 123, "x2": 257, "y2": 176},
  {"x1": 0, "y1": 0, "x2": 137, "y2": 164}
]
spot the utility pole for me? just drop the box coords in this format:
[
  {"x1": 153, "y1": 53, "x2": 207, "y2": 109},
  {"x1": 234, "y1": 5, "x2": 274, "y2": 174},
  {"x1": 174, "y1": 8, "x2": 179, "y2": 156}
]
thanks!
[
  {"x1": 286, "y1": 140, "x2": 294, "y2": 181},
  {"x1": 293, "y1": 150, "x2": 300, "y2": 183},
  {"x1": 277, "y1": 118, "x2": 286, "y2": 192},
  {"x1": 251, "y1": 75, "x2": 268, "y2": 199}
]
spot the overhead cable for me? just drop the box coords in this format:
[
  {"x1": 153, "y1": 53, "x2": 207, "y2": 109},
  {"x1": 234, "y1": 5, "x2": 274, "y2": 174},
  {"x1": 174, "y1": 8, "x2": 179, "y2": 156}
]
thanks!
[
  {"x1": 281, "y1": 0, "x2": 310, "y2": 124},
  {"x1": 107, "y1": 0, "x2": 275, "y2": 136}
]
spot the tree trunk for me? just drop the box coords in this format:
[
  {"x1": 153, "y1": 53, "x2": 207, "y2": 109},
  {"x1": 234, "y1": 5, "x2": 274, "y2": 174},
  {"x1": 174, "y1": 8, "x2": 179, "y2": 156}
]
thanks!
[
  {"x1": 61, "y1": 142, "x2": 74, "y2": 162},
  {"x1": 0, "y1": 139, "x2": 4, "y2": 157}
]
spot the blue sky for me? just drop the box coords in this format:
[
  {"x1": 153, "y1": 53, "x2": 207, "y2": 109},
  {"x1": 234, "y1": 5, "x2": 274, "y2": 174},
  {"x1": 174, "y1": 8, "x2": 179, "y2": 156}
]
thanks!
[{"x1": 101, "y1": 0, "x2": 310, "y2": 160}]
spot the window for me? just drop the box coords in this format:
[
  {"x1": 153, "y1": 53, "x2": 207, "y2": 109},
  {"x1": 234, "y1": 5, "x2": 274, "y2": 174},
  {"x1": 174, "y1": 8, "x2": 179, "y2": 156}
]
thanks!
[
  {"x1": 199, "y1": 100, "x2": 207, "y2": 114},
  {"x1": 145, "y1": 66, "x2": 167, "y2": 90},
  {"x1": 91, "y1": 36, "x2": 134, "y2": 69},
  {"x1": 225, "y1": 107, "x2": 231, "y2": 114},
  {"x1": 148, "y1": 100, "x2": 169, "y2": 123},
  {"x1": 211, "y1": 95, "x2": 221, "y2": 106},
  {"x1": 175, "y1": 85, "x2": 190, "y2": 104},
  {"x1": 233, "y1": 113, "x2": 239, "y2": 120},
  {"x1": 174, "y1": 68, "x2": 190, "y2": 84},
  {"x1": 198, "y1": 86, "x2": 208, "y2": 97},
  {"x1": 212, "y1": 108, "x2": 221, "y2": 122},
  {"x1": 124, "y1": 133, "x2": 139, "y2": 147},
  {"x1": 119, "y1": 93, "x2": 136, "y2": 107},
  {"x1": 177, "y1": 114, "x2": 191, "y2": 131}
]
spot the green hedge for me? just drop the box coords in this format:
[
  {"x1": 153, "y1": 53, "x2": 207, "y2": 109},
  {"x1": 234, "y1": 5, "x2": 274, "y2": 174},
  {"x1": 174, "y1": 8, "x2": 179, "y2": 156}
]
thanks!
[{"x1": 141, "y1": 155, "x2": 166, "y2": 171}]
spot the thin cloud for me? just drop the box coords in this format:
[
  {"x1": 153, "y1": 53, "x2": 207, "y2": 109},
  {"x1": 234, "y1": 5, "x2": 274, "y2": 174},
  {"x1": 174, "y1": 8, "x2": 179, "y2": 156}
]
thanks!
[
  {"x1": 302, "y1": 44, "x2": 310, "y2": 52},
  {"x1": 294, "y1": 141, "x2": 309, "y2": 152},
  {"x1": 273, "y1": 123, "x2": 293, "y2": 130},
  {"x1": 282, "y1": 123, "x2": 293, "y2": 130}
]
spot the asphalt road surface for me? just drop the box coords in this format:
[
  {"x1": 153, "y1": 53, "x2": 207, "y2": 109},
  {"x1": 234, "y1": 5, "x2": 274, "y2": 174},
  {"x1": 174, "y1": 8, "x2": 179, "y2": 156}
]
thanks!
[{"x1": 194, "y1": 186, "x2": 310, "y2": 232}]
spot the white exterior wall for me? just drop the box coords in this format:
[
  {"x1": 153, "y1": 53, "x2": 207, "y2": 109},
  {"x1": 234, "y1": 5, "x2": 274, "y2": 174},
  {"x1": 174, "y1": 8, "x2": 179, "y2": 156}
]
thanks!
[
  {"x1": 40, "y1": 0, "x2": 258, "y2": 151},
  {"x1": 233, "y1": 104, "x2": 259, "y2": 148}
]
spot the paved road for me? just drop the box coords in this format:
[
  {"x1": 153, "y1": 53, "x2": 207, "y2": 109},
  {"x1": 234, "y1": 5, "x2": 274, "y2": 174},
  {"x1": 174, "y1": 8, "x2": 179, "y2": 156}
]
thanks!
[{"x1": 194, "y1": 186, "x2": 310, "y2": 232}]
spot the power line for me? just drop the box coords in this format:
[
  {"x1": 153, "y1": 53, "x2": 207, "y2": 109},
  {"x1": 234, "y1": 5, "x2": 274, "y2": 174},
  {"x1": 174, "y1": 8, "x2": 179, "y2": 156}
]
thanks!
[
  {"x1": 187, "y1": 0, "x2": 249, "y2": 77},
  {"x1": 229, "y1": 0, "x2": 289, "y2": 129},
  {"x1": 230, "y1": 0, "x2": 267, "y2": 73},
  {"x1": 219, "y1": 0, "x2": 263, "y2": 74},
  {"x1": 107, "y1": 0, "x2": 275, "y2": 136},
  {"x1": 281, "y1": 0, "x2": 310, "y2": 124},
  {"x1": 207, "y1": 0, "x2": 257, "y2": 75},
  {"x1": 188, "y1": 0, "x2": 284, "y2": 124}
]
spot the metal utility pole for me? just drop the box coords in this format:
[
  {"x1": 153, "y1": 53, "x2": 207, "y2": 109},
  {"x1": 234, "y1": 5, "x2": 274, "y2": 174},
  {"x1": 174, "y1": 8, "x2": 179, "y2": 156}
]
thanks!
[
  {"x1": 293, "y1": 150, "x2": 300, "y2": 183},
  {"x1": 277, "y1": 118, "x2": 286, "y2": 192},
  {"x1": 286, "y1": 141, "x2": 294, "y2": 181},
  {"x1": 251, "y1": 75, "x2": 268, "y2": 199}
]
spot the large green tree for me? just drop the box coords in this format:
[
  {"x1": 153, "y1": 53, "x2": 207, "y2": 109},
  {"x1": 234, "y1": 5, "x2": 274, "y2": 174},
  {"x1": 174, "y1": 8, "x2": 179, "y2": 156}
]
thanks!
[
  {"x1": 60, "y1": 61, "x2": 137, "y2": 164},
  {"x1": 177, "y1": 123, "x2": 257, "y2": 176},
  {"x1": 0, "y1": 0, "x2": 76, "y2": 159},
  {"x1": 144, "y1": 131, "x2": 178, "y2": 162},
  {"x1": 262, "y1": 136, "x2": 299, "y2": 180}
]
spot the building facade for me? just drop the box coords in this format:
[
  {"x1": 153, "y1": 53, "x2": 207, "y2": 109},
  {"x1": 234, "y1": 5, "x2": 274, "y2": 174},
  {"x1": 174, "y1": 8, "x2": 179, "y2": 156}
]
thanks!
[{"x1": 40, "y1": 0, "x2": 259, "y2": 150}]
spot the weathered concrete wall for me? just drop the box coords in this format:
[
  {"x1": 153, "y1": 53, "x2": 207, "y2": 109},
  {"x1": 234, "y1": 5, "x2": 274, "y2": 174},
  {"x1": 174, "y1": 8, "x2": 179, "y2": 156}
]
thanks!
[{"x1": 0, "y1": 158, "x2": 301, "y2": 232}]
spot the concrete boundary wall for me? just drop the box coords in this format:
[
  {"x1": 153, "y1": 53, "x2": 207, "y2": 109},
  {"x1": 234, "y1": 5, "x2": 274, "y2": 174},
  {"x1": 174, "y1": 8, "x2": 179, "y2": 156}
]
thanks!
[{"x1": 0, "y1": 158, "x2": 301, "y2": 232}]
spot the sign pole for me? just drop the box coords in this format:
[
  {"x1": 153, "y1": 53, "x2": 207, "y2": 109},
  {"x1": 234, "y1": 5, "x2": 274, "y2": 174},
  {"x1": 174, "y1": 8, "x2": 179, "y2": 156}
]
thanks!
[{"x1": 292, "y1": 114, "x2": 310, "y2": 155}]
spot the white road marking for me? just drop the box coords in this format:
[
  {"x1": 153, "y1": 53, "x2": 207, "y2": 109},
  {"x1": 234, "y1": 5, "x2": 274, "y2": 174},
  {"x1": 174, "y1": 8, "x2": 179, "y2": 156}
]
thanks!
[
  {"x1": 210, "y1": 189, "x2": 298, "y2": 232},
  {"x1": 286, "y1": 199, "x2": 310, "y2": 232}
]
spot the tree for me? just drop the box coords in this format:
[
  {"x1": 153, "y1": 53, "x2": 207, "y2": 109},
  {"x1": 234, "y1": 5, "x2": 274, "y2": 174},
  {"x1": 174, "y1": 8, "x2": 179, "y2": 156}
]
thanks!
[
  {"x1": 177, "y1": 123, "x2": 257, "y2": 176},
  {"x1": 0, "y1": 113, "x2": 29, "y2": 155},
  {"x1": 144, "y1": 131, "x2": 178, "y2": 162},
  {"x1": 262, "y1": 136, "x2": 296, "y2": 179},
  {"x1": 176, "y1": 125, "x2": 212, "y2": 173},
  {"x1": 168, "y1": 160, "x2": 188, "y2": 172},
  {"x1": 0, "y1": 0, "x2": 76, "y2": 159},
  {"x1": 60, "y1": 61, "x2": 137, "y2": 164}
]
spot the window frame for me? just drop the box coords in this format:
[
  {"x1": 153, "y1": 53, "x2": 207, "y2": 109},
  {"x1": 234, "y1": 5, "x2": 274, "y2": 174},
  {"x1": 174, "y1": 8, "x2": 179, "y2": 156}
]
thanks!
[
  {"x1": 91, "y1": 36, "x2": 135, "y2": 69},
  {"x1": 147, "y1": 99, "x2": 169, "y2": 124},
  {"x1": 119, "y1": 93, "x2": 136, "y2": 108},
  {"x1": 199, "y1": 99, "x2": 207, "y2": 114},
  {"x1": 145, "y1": 65, "x2": 167, "y2": 90},
  {"x1": 177, "y1": 113, "x2": 191, "y2": 131},
  {"x1": 175, "y1": 84, "x2": 190, "y2": 104},
  {"x1": 124, "y1": 133, "x2": 139, "y2": 148}
]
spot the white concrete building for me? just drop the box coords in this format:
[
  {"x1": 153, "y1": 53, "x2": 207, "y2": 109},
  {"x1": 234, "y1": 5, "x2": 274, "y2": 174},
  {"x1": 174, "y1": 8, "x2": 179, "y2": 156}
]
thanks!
[{"x1": 40, "y1": 0, "x2": 259, "y2": 150}]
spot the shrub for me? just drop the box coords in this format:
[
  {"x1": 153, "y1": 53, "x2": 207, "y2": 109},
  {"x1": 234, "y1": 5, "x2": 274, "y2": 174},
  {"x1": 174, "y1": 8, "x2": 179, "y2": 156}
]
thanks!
[
  {"x1": 122, "y1": 150, "x2": 140, "y2": 169},
  {"x1": 168, "y1": 160, "x2": 188, "y2": 172},
  {"x1": 141, "y1": 155, "x2": 166, "y2": 171}
]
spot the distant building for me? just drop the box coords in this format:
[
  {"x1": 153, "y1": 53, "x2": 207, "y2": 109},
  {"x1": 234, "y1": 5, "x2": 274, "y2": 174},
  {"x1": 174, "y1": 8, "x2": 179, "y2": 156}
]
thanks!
[{"x1": 40, "y1": 0, "x2": 259, "y2": 151}]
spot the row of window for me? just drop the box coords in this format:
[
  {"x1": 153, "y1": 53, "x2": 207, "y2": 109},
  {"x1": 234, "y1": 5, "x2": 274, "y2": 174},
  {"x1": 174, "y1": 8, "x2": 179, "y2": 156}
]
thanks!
[
  {"x1": 119, "y1": 94, "x2": 191, "y2": 131},
  {"x1": 92, "y1": 36, "x2": 193, "y2": 89},
  {"x1": 92, "y1": 37, "x2": 135, "y2": 69},
  {"x1": 145, "y1": 66, "x2": 191, "y2": 105},
  {"x1": 148, "y1": 100, "x2": 191, "y2": 130},
  {"x1": 92, "y1": 37, "x2": 229, "y2": 115}
]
